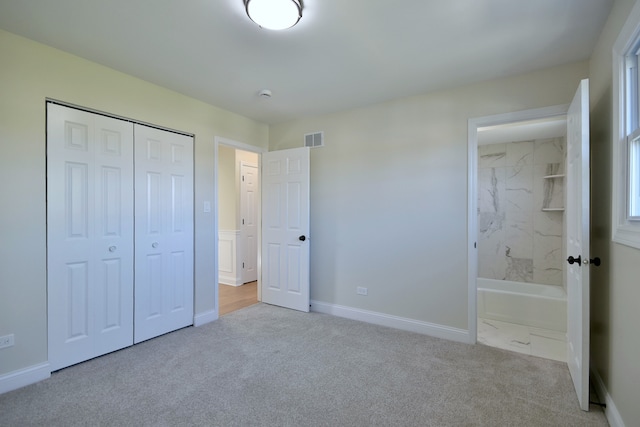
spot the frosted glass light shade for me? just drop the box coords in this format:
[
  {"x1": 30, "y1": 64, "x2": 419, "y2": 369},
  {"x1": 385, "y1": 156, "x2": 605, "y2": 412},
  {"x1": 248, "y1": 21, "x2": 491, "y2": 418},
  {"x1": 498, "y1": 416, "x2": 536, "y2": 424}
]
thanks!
[{"x1": 245, "y1": 0, "x2": 302, "y2": 30}]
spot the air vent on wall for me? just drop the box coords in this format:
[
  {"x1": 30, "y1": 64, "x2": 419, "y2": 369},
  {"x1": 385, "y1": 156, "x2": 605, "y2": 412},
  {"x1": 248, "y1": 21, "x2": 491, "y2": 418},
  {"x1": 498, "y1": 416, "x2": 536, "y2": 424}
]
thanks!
[{"x1": 304, "y1": 132, "x2": 324, "y2": 148}]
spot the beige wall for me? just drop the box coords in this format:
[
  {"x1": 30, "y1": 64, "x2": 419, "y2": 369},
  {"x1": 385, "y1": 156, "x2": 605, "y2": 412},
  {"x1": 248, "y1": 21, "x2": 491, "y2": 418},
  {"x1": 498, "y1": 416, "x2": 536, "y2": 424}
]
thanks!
[
  {"x1": 0, "y1": 29, "x2": 268, "y2": 376},
  {"x1": 270, "y1": 61, "x2": 589, "y2": 330},
  {"x1": 589, "y1": 0, "x2": 640, "y2": 425},
  {"x1": 218, "y1": 145, "x2": 237, "y2": 230}
]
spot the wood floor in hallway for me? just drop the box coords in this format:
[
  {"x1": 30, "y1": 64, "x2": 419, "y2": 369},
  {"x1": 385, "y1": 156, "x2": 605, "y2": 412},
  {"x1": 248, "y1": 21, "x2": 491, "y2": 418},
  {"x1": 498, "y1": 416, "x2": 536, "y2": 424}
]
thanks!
[{"x1": 219, "y1": 281, "x2": 258, "y2": 316}]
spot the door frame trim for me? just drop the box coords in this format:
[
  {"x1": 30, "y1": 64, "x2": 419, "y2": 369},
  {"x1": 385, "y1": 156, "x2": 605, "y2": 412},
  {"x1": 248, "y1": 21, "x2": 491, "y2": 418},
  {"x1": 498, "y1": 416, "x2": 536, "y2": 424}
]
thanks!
[
  {"x1": 467, "y1": 104, "x2": 568, "y2": 344},
  {"x1": 214, "y1": 137, "x2": 266, "y2": 314}
]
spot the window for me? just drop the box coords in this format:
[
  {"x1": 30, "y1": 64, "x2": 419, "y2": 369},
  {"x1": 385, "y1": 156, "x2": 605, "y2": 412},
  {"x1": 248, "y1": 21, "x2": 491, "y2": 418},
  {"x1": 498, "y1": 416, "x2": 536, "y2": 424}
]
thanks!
[
  {"x1": 613, "y1": 0, "x2": 640, "y2": 248},
  {"x1": 631, "y1": 133, "x2": 640, "y2": 218},
  {"x1": 624, "y1": 47, "x2": 640, "y2": 220}
]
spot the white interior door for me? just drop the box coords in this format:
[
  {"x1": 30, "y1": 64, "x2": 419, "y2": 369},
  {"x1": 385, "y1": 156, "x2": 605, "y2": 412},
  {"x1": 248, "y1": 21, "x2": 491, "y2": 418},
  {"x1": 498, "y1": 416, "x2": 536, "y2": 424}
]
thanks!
[
  {"x1": 261, "y1": 147, "x2": 310, "y2": 312},
  {"x1": 566, "y1": 78, "x2": 591, "y2": 411},
  {"x1": 241, "y1": 163, "x2": 258, "y2": 283},
  {"x1": 47, "y1": 103, "x2": 134, "y2": 371},
  {"x1": 134, "y1": 124, "x2": 194, "y2": 343}
]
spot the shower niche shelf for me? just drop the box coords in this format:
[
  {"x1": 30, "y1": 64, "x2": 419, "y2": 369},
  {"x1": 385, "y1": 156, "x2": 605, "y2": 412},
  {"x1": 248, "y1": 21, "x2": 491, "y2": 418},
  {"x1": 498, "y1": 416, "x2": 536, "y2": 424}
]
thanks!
[{"x1": 542, "y1": 174, "x2": 565, "y2": 211}]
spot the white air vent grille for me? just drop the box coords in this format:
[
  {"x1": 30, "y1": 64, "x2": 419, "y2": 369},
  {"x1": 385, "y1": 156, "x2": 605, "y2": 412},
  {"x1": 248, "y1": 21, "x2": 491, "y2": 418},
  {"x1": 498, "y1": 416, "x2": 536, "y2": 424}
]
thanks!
[{"x1": 304, "y1": 132, "x2": 324, "y2": 148}]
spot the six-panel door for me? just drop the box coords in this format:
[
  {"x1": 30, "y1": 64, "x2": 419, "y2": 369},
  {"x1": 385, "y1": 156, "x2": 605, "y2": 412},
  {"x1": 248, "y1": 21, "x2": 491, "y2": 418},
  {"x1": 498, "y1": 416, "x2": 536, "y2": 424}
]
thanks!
[
  {"x1": 241, "y1": 163, "x2": 259, "y2": 283},
  {"x1": 565, "y1": 79, "x2": 591, "y2": 411},
  {"x1": 133, "y1": 125, "x2": 194, "y2": 343},
  {"x1": 47, "y1": 104, "x2": 135, "y2": 371},
  {"x1": 261, "y1": 147, "x2": 310, "y2": 312}
]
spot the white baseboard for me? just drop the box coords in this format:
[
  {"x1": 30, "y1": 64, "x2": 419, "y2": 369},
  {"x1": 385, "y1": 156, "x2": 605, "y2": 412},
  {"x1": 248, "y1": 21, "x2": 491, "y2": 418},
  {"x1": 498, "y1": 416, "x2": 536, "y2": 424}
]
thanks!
[
  {"x1": 0, "y1": 362, "x2": 50, "y2": 394},
  {"x1": 194, "y1": 309, "x2": 218, "y2": 327},
  {"x1": 591, "y1": 368, "x2": 626, "y2": 427},
  {"x1": 219, "y1": 277, "x2": 243, "y2": 287},
  {"x1": 310, "y1": 300, "x2": 469, "y2": 343}
]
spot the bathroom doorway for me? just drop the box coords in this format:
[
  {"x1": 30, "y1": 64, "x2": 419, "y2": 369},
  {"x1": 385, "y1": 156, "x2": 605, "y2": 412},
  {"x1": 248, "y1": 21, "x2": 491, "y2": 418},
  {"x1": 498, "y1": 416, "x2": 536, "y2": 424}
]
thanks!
[{"x1": 468, "y1": 106, "x2": 569, "y2": 362}]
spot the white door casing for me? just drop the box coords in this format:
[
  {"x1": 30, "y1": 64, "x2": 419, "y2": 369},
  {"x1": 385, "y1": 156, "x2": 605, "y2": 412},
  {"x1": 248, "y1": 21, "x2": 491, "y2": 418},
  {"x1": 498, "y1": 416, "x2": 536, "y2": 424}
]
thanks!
[
  {"x1": 261, "y1": 147, "x2": 310, "y2": 312},
  {"x1": 134, "y1": 124, "x2": 194, "y2": 343},
  {"x1": 565, "y1": 79, "x2": 591, "y2": 411},
  {"x1": 47, "y1": 103, "x2": 134, "y2": 371},
  {"x1": 241, "y1": 163, "x2": 258, "y2": 283}
]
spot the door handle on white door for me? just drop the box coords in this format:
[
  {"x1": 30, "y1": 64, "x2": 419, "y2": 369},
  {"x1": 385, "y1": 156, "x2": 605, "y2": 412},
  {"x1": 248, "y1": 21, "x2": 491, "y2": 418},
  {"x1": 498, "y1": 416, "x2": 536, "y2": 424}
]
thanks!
[
  {"x1": 567, "y1": 255, "x2": 601, "y2": 266},
  {"x1": 567, "y1": 255, "x2": 581, "y2": 266},
  {"x1": 152, "y1": 242, "x2": 159, "y2": 248},
  {"x1": 108, "y1": 246, "x2": 117, "y2": 252}
]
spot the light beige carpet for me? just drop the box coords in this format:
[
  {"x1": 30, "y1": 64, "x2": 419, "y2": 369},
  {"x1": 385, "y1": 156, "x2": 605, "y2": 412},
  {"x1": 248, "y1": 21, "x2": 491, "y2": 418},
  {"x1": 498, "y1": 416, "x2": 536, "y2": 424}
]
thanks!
[{"x1": 0, "y1": 304, "x2": 608, "y2": 426}]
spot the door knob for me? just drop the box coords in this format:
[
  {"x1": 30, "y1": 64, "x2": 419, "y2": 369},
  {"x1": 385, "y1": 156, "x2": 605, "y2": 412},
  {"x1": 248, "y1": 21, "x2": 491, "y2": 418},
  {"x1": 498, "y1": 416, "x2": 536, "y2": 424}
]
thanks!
[
  {"x1": 567, "y1": 255, "x2": 581, "y2": 266},
  {"x1": 590, "y1": 257, "x2": 601, "y2": 266},
  {"x1": 152, "y1": 242, "x2": 159, "y2": 248},
  {"x1": 299, "y1": 235, "x2": 306, "y2": 241},
  {"x1": 108, "y1": 246, "x2": 117, "y2": 252}
]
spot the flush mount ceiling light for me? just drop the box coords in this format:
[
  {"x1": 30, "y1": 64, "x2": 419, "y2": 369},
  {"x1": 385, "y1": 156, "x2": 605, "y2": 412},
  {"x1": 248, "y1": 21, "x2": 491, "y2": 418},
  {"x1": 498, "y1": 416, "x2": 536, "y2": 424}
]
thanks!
[{"x1": 244, "y1": 0, "x2": 302, "y2": 30}]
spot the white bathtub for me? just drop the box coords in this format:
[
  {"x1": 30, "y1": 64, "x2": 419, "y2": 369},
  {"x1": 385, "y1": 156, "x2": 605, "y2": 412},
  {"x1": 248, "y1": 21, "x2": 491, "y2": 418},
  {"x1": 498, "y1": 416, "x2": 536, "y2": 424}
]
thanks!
[{"x1": 477, "y1": 278, "x2": 566, "y2": 332}]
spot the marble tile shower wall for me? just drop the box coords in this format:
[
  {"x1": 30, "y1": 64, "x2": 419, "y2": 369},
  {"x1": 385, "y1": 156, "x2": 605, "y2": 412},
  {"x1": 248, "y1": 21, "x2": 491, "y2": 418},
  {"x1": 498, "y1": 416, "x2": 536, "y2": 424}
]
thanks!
[{"x1": 478, "y1": 138, "x2": 565, "y2": 286}]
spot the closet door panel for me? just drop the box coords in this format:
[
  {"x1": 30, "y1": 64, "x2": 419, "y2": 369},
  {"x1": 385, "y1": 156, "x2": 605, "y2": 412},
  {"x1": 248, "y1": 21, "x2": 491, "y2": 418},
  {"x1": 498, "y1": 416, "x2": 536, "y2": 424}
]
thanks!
[
  {"x1": 134, "y1": 125, "x2": 194, "y2": 343},
  {"x1": 47, "y1": 104, "x2": 134, "y2": 371}
]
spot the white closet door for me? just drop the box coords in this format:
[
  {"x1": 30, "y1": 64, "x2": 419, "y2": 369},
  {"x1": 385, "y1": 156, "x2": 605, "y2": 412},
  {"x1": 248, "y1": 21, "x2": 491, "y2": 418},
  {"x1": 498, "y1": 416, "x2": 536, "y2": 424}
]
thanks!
[
  {"x1": 47, "y1": 104, "x2": 134, "y2": 371},
  {"x1": 134, "y1": 124, "x2": 194, "y2": 343}
]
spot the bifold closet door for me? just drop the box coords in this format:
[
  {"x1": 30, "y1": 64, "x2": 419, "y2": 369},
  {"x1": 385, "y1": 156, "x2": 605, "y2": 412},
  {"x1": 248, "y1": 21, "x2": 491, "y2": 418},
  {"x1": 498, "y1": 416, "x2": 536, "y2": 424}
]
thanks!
[
  {"x1": 47, "y1": 104, "x2": 134, "y2": 371},
  {"x1": 134, "y1": 125, "x2": 194, "y2": 343}
]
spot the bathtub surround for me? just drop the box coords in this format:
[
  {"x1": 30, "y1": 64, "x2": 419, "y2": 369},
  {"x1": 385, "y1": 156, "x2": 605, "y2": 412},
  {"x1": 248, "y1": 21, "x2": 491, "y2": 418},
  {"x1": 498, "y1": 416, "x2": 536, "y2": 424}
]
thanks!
[
  {"x1": 477, "y1": 278, "x2": 567, "y2": 332},
  {"x1": 478, "y1": 138, "x2": 565, "y2": 286}
]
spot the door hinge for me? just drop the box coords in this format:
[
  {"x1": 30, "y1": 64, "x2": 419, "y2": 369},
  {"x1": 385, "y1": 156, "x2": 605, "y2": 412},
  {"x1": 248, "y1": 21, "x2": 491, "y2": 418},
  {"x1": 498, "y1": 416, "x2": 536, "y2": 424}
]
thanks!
[
  {"x1": 242, "y1": 262, "x2": 245, "y2": 268},
  {"x1": 242, "y1": 219, "x2": 245, "y2": 225},
  {"x1": 242, "y1": 175, "x2": 245, "y2": 181},
  {"x1": 474, "y1": 242, "x2": 477, "y2": 249}
]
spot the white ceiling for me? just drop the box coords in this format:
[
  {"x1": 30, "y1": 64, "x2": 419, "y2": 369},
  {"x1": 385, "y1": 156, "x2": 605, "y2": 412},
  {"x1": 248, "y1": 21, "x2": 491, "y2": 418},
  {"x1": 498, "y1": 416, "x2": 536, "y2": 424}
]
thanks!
[{"x1": 0, "y1": 0, "x2": 613, "y2": 124}]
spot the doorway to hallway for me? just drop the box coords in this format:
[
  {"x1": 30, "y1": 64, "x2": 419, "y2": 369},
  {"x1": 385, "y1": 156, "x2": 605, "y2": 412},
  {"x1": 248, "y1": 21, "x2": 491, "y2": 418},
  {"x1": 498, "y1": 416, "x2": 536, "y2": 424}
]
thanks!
[
  {"x1": 215, "y1": 137, "x2": 263, "y2": 317},
  {"x1": 218, "y1": 281, "x2": 258, "y2": 316}
]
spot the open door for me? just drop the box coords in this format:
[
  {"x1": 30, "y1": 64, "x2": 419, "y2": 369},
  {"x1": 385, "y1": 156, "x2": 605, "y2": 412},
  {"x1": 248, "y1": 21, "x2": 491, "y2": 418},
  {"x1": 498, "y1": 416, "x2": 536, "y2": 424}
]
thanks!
[
  {"x1": 565, "y1": 78, "x2": 591, "y2": 411},
  {"x1": 261, "y1": 147, "x2": 310, "y2": 312}
]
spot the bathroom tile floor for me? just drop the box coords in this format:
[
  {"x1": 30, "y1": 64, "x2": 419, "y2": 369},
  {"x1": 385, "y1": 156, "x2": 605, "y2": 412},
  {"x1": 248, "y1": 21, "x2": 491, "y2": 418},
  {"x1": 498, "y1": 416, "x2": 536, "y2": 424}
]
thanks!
[{"x1": 478, "y1": 317, "x2": 567, "y2": 362}]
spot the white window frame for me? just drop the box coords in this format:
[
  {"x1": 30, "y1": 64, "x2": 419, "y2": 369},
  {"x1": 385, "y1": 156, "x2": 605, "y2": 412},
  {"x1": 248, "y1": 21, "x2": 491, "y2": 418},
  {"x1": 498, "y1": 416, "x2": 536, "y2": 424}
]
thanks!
[{"x1": 612, "y1": 0, "x2": 640, "y2": 249}]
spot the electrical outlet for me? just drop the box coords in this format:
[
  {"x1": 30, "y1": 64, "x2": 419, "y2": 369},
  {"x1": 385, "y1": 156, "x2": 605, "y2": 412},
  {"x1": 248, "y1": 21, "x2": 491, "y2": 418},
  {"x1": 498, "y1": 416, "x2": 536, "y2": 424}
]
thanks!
[
  {"x1": 356, "y1": 286, "x2": 368, "y2": 296},
  {"x1": 0, "y1": 334, "x2": 14, "y2": 349}
]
